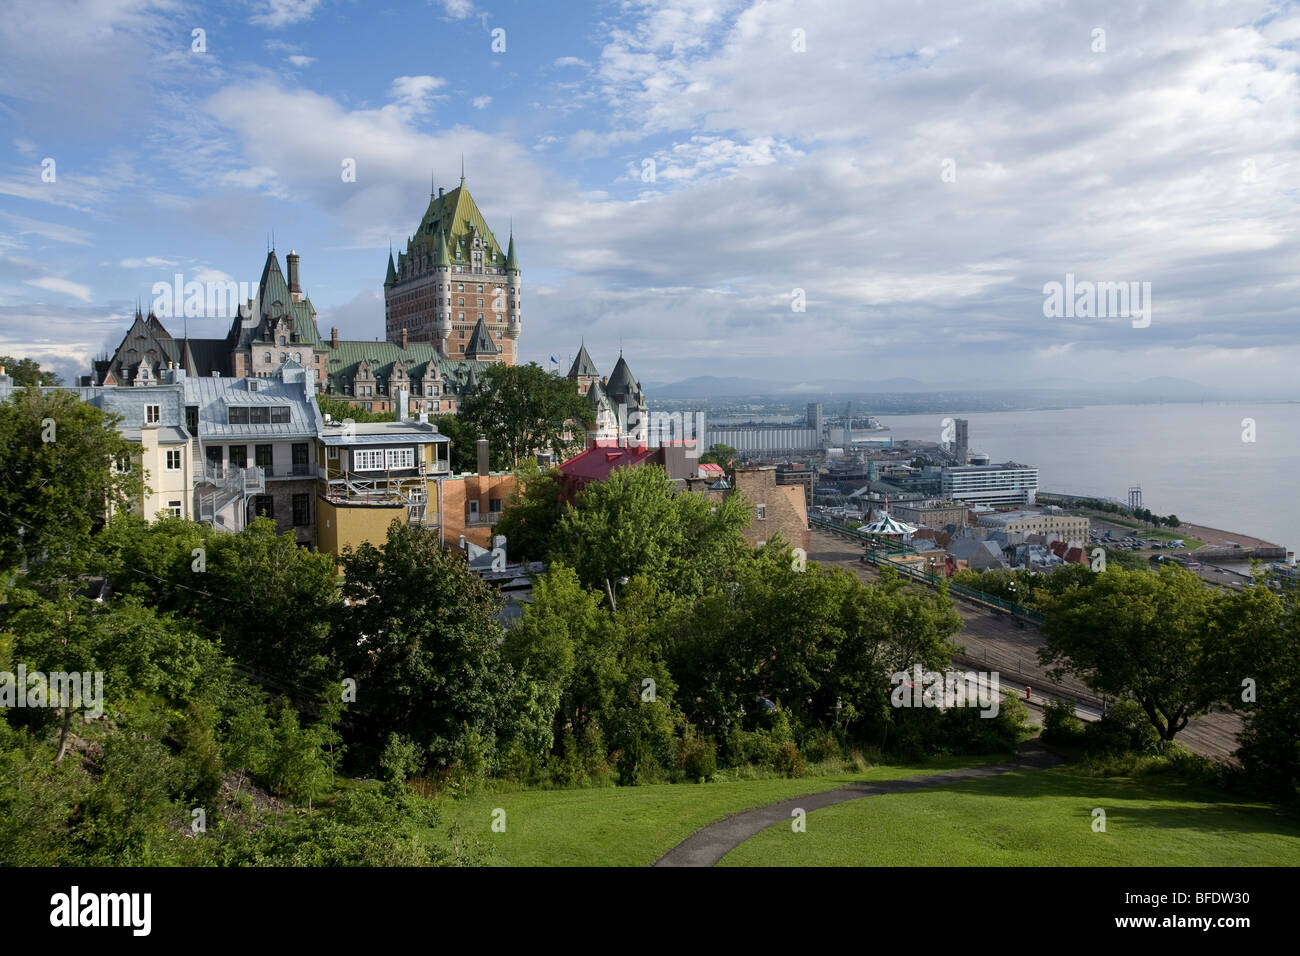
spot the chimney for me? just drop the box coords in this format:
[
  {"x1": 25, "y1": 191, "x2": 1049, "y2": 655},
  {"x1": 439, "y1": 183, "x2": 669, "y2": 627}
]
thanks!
[
  {"x1": 477, "y1": 436, "x2": 489, "y2": 476},
  {"x1": 439, "y1": 187, "x2": 445, "y2": 198},
  {"x1": 401, "y1": 327, "x2": 408, "y2": 350},
  {"x1": 330, "y1": 326, "x2": 339, "y2": 348},
  {"x1": 287, "y1": 250, "x2": 301, "y2": 299}
]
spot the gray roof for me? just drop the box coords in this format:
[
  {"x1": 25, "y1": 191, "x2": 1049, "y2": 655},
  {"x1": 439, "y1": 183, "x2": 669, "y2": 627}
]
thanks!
[
  {"x1": 184, "y1": 369, "x2": 321, "y2": 440},
  {"x1": 119, "y1": 425, "x2": 190, "y2": 444},
  {"x1": 320, "y1": 421, "x2": 449, "y2": 446}
]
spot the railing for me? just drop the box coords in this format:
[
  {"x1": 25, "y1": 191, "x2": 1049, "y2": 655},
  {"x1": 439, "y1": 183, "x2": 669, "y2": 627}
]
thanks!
[{"x1": 811, "y1": 511, "x2": 1044, "y2": 623}]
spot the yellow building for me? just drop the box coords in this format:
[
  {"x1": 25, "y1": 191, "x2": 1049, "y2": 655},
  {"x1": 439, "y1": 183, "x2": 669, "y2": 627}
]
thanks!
[{"x1": 316, "y1": 419, "x2": 451, "y2": 556}]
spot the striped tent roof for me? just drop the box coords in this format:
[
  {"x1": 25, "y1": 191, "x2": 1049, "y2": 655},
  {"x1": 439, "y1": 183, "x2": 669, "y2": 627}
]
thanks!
[{"x1": 858, "y1": 511, "x2": 918, "y2": 536}]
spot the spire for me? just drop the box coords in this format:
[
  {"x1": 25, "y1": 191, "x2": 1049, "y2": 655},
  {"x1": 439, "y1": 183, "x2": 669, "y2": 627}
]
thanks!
[
  {"x1": 436, "y1": 228, "x2": 450, "y2": 268},
  {"x1": 430, "y1": 167, "x2": 436, "y2": 200},
  {"x1": 505, "y1": 230, "x2": 519, "y2": 272},
  {"x1": 385, "y1": 245, "x2": 397, "y2": 286},
  {"x1": 459, "y1": 154, "x2": 465, "y2": 188}
]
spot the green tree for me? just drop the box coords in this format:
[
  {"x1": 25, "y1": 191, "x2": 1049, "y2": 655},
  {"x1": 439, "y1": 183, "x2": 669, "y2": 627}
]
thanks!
[
  {"x1": 455, "y1": 362, "x2": 591, "y2": 469},
  {"x1": 315, "y1": 394, "x2": 391, "y2": 424},
  {"x1": 0, "y1": 355, "x2": 61, "y2": 386},
  {"x1": 334, "y1": 521, "x2": 517, "y2": 772},
  {"x1": 490, "y1": 461, "x2": 567, "y2": 561},
  {"x1": 699, "y1": 443, "x2": 738, "y2": 467},
  {"x1": 0, "y1": 388, "x2": 142, "y2": 584},
  {"x1": 1037, "y1": 566, "x2": 1233, "y2": 741}
]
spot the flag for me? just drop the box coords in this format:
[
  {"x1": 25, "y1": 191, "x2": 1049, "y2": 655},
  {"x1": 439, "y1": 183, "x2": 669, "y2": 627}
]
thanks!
[{"x1": 549, "y1": 356, "x2": 558, "y2": 365}]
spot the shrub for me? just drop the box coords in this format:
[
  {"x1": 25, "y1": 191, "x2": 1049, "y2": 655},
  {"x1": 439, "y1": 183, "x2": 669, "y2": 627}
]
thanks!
[
  {"x1": 1085, "y1": 700, "x2": 1160, "y2": 757},
  {"x1": 1042, "y1": 698, "x2": 1086, "y2": 746},
  {"x1": 801, "y1": 726, "x2": 842, "y2": 764},
  {"x1": 678, "y1": 734, "x2": 717, "y2": 783},
  {"x1": 774, "y1": 742, "x2": 806, "y2": 778}
]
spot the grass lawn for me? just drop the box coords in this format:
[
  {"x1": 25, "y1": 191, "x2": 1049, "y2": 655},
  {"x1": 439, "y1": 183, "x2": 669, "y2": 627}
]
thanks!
[
  {"x1": 429, "y1": 755, "x2": 1007, "y2": 866},
  {"x1": 719, "y1": 767, "x2": 1300, "y2": 866},
  {"x1": 1141, "y1": 529, "x2": 1204, "y2": 548}
]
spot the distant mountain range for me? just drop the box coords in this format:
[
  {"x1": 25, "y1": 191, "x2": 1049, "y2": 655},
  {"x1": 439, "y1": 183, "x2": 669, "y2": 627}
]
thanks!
[{"x1": 646, "y1": 374, "x2": 1294, "y2": 404}]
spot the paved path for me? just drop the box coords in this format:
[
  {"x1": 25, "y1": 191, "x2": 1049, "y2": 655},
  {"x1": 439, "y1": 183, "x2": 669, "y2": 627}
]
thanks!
[{"x1": 653, "y1": 739, "x2": 1061, "y2": 867}]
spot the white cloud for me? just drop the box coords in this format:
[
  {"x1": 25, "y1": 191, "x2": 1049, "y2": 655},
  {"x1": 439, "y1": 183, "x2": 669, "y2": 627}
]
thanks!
[
  {"x1": 288, "y1": 55, "x2": 315, "y2": 68},
  {"x1": 249, "y1": 0, "x2": 322, "y2": 29},
  {"x1": 25, "y1": 276, "x2": 92, "y2": 301},
  {"x1": 554, "y1": 56, "x2": 589, "y2": 68},
  {"x1": 472, "y1": 95, "x2": 492, "y2": 110},
  {"x1": 389, "y1": 75, "x2": 447, "y2": 115}
]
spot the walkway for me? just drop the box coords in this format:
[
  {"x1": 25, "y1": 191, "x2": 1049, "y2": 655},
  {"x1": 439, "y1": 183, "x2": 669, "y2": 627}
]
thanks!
[{"x1": 653, "y1": 739, "x2": 1061, "y2": 867}]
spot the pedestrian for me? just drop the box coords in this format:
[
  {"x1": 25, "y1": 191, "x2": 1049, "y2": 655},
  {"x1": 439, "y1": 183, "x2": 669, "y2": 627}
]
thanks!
[{"x1": 1025, "y1": 686, "x2": 1032, "y2": 701}]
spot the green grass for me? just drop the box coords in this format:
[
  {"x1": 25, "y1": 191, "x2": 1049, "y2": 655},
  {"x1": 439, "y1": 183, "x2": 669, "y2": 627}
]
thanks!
[
  {"x1": 1141, "y1": 529, "x2": 1204, "y2": 548},
  {"x1": 719, "y1": 766, "x2": 1300, "y2": 866},
  {"x1": 428, "y1": 755, "x2": 1007, "y2": 866}
]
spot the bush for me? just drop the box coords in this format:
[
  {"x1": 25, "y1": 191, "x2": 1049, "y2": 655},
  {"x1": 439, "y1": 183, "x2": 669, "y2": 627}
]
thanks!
[
  {"x1": 678, "y1": 734, "x2": 717, "y2": 783},
  {"x1": 773, "y1": 742, "x2": 806, "y2": 778},
  {"x1": 1085, "y1": 700, "x2": 1160, "y2": 757},
  {"x1": 1041, "y1": 698, "x2": 1086, "y2": 747},
  {"x1": 801, "y1": 726, "x2": 842, "y2": 764}
]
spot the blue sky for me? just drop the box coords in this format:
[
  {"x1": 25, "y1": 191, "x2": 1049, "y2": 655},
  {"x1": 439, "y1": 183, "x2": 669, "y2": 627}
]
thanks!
[{"x1": 2, "y1": 0, "x2": 1299, "y2": 393}]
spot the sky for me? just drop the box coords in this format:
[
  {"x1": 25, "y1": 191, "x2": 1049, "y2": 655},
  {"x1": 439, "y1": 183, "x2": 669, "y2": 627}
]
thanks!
[{"x1": 1, "y1": 0, "x2": 1298, "y2": 393}]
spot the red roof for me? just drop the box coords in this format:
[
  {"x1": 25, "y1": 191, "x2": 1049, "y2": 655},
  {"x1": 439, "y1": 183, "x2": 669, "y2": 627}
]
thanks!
[
  {"x1": 559, "y1": 443, "x2": 660, "y2": 484},
  {"x1": 699, "y1": 462, "x2": 725, "y2": 476}
]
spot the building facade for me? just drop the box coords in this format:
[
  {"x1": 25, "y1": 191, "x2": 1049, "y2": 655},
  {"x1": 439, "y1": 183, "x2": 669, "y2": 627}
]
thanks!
[
  {"x1": 892, "y1": 499, "x2": 970, "y2": 530},
  {"x1": 384, "y1": 172, "x2": 520, "y2": 364},
  {"x1": 941, "y1": 462, "x2": 1038, "y2": 507},
  {"x1": 567, "y1": 346, "x2": 649, "y2": 447},
  {"x1": 976, "y1": 509, "x2": 1089, "y2": 545},
  {"x1": 316, "y1": 419, "x2": 451, "y2": 556},
  {"x1": 184, "y1": 363, "x2": 321, "y2": 546}
]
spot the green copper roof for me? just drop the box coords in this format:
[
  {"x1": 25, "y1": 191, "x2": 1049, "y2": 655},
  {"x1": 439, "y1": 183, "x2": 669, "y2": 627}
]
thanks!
[
  {"x1": 403, "y1": 181, "x2": 505, "y2": 269},
  {"x1": 505, "y1": 233, "x2": 519, "y2": 272},
  {"x1": 385, "y1": 249, "x2": 397, "y2": 286},
  {"x1": 436, "y1": 228, "x2": 450, "y2": 268}
]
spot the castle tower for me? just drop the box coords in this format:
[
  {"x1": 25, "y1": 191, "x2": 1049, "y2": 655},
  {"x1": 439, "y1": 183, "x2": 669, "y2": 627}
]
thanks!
[{"x1": 384, "y1": 168, "x2": 519, "y2": 363}]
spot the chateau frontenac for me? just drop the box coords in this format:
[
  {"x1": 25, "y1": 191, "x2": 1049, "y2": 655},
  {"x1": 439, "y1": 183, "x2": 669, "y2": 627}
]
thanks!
[
  {"x1": 93, "y1": 172, "x2": 520, "y2": 418},
  {"x1": 385, "y1": 171, "x2": 521, "y2": 364}
]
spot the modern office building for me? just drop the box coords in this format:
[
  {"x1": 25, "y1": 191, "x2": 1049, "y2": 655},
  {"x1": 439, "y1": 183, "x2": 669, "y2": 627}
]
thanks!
[{"x1": 941, "y1": 462, "x2": 1038, "y2": 507}]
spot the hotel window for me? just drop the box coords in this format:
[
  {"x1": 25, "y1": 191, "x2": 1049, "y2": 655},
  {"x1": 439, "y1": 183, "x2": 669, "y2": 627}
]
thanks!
[
  {"x1": 166, "y1": 449, "x2": 182, "y2": 471},
  {"x1": 264, "y1": 352, "x2": 271, "y2": 362},
  {"x1": 477, "y1": 285, "x2": 483, "y2": 293},
  {"x1": 167, "y1": 500, "x2": 183, "y2": 518},
  {"x1": 458, "y1": 297, "x2": 465, "y2": 306},
  {"x1": 489, "y1": 498, "x2": 502, "y2": 515},
  {"x1": 476, "y1": 298, "x2": 483, "y2": 307},
  {"x1": 292, "y1": 494, "x2": 311, "y2": 527},
  {"x1": 255, "y1": 444, "x2": 273, "y2": 474},
  {"x1": 254, "y1": 495, "x2": 274, "y2": 519},
  {"x1": 228, "y1": 446, "x2": 247, "y2": 468},
  {"x1": 145, "y1": 404, "x2": 161, "y2": 424}
]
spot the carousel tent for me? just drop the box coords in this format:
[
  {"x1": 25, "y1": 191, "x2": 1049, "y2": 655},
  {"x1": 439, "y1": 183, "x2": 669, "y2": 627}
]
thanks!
[{"x1": 857, "y1": 511, "x2": 918, "y2": 536}]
